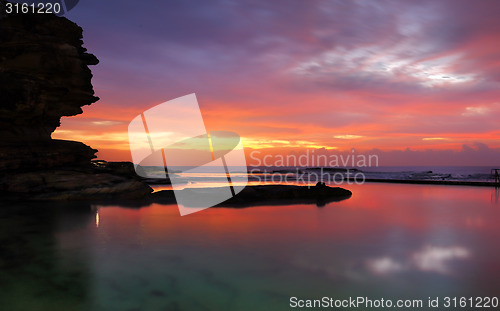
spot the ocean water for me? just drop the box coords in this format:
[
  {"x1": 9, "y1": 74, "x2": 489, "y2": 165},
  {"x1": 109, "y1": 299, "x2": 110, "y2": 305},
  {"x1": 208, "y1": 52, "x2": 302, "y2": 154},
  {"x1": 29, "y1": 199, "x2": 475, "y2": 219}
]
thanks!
[
  {"x1": 0, "y1": 183, "x2": 499, "y2": 311},
  {"x1": 249, "y1": 166, "x2": 499, "y2": 182},
  {"x1": 145, "y1": 166, "x2": 499, "y2": 192},
  {"x1": 170, "y1": 166, "x2": 499, "y2": 183},
  {"x1": 360, "y1": 166, "x2": 498, "y2": 182}
]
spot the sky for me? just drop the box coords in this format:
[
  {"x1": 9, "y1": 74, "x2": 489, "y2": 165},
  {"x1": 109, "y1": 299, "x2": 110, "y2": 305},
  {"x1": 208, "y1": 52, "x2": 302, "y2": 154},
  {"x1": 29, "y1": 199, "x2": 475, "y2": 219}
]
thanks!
[{"x1": 53, "y1": 0, "x2": 500, "y2": 166}]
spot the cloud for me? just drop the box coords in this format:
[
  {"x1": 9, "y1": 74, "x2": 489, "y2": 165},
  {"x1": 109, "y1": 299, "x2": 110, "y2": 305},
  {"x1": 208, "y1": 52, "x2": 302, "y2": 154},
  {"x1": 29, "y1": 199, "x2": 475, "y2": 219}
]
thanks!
[
  {"x1": 334, "y1": 135, "x2": 364, "y2": 140},
  {"x1": 422, "y1": 137, "x2": 448, "y2": 141},
  {"x1": 55, "y1": 0, "x2": 500, "y2": 163},
  {"x1": 91, "y1": 120, "x2": 124, "y2": 126},
  {"x1": 462, "y1": 103, "x2": 500, "y2": 117}
]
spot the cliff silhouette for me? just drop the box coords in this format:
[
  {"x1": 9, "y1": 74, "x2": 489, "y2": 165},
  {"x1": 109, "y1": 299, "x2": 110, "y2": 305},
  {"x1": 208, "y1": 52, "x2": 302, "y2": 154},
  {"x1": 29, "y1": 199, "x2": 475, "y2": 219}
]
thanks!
[{"x1": 0, "y1": 0, "x2": 152, "y2": 200}]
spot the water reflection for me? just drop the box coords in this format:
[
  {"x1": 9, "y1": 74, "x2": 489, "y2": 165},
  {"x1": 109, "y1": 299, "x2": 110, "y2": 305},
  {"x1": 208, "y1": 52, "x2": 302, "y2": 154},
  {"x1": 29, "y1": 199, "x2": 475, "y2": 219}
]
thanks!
[
  {"x1": 367, "y1": 245, "x2": 470, "y2": 276},
  {"x1": 492, "y1": 187, "x2": 499, "y2": 205},
  {"x1": 1, "y1": 183, "x2": 499, "y2": 310},
  {"x1": 0, "y1": 202, "x2": 95, "y2": 311}
]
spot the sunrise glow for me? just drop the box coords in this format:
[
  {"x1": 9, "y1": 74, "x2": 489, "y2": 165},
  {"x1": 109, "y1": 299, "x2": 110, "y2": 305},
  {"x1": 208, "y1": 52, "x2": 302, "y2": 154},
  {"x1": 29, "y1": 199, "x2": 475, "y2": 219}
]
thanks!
[{"x1": 52, "y1": 0, "x2": 500, "y2": 166}]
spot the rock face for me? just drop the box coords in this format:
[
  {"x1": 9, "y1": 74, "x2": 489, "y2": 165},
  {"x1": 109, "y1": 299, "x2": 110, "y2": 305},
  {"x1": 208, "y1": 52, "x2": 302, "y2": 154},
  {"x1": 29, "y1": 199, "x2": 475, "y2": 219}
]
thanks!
[
  {"x1": 0, "y1": 1, "x2": 98, "y2": 140},
  {"x1": 0, "y1": 1, "x2": 152, "y2": 200}
]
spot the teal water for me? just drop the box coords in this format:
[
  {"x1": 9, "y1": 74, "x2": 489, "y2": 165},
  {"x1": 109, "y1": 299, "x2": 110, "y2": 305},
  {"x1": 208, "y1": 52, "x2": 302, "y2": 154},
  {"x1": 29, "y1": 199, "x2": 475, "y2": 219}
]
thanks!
[{"x1": 0, "y1": 184, "x2": 499, "y2": 310}]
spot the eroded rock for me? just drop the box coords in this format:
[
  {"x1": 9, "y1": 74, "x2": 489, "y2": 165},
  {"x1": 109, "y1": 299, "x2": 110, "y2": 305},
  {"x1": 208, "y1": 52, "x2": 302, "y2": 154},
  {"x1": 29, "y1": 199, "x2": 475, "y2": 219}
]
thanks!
[{"x1": 0, "y1": 1, "x2": 152, "y2": 200}]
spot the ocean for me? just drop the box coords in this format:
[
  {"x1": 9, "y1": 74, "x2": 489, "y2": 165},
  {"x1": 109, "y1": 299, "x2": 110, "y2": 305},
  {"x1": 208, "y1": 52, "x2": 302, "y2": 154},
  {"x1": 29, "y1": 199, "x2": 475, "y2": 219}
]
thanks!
[{"x1": 150, "y1": 166, "x2": 499, "y2": 188}]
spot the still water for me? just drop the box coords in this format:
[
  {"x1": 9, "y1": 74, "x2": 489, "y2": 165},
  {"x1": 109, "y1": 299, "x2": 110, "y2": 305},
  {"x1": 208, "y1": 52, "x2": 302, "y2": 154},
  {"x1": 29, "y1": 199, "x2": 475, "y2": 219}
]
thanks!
[{"x1": 0, "y1": 183, "x2": 499, "y2": 311}]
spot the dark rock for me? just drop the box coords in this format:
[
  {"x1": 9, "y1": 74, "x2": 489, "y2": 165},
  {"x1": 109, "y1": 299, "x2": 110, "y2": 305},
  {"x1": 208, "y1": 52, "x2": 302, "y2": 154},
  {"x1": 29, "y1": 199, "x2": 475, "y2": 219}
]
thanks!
[
  {"x1": 0, "y1": 0, "x2": 98, "y2": 140},
  {"x1": 91, "y1": 160, "x2": 173, "y2": 185},
  {"x1": 2, "y1": 170, "x2": 152, "y2": 200},
  {"x1": 0, "y1": 140, "x2": 97, "y2": 172},
  {"x1": 152, "y1": 185, "x2": 352, "y2": 208},
  {"x1": 91, "y1": 160, "x2": 138, "y2": 178},
  {"x1": 0, "y1": 2, "x2": 152, "y2": 200}
]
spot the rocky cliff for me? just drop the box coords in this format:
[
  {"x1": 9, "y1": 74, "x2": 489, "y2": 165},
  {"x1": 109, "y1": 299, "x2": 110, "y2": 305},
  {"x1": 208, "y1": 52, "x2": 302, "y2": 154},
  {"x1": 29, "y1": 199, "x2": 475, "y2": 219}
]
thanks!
[{"x1": 0, "y1": 0, "x2": 152, "y2": 200}]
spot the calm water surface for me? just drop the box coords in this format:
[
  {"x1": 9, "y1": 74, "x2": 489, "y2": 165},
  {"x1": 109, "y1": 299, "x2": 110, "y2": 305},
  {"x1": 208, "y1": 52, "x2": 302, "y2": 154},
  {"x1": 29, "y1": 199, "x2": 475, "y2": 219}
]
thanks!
[{"x1": 0, "y1": 183, "x2": 499, "y2": 311}]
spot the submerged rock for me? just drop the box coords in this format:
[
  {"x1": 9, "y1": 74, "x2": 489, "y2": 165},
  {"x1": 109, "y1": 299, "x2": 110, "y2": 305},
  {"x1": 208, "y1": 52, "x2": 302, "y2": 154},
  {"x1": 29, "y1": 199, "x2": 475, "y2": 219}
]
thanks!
[{"x1": 0, "y1": 1, "x2": 152, "y2": 200}]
